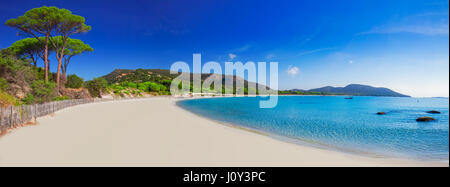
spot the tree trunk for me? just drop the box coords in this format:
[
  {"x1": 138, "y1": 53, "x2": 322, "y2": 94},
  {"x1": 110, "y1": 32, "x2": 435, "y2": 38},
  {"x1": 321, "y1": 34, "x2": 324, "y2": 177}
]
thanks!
[
  {"x1": 44, "y1": 35, "x2": 49, "y2": 82},
  {"x1": 61, "y1": 65, "x2": 67, "y2": 84},
  {"x1": 56, "y1": 38, "x2": 69, "y2": 90},
  {"x1": 29, "y1": 52, "x2": 36, "y2": 66},
  {"x1": 48, "y1": 59, "x2": 51, "y2": 79},
  {"x1": 63, "y1": 71, "x2": 67, "y2": 84},
  {"x1": 61, "y1": 57, "x2": 71, "y2": 84},
  {"x1": 56, "y1": 53, "x2": 62, "y2": 90}
]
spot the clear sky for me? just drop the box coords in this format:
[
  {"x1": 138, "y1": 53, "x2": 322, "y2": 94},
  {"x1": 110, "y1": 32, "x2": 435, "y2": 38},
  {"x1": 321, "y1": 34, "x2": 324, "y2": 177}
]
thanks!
[{"x1": 0, "y1": 0, "x2": 448, "y2": 97}]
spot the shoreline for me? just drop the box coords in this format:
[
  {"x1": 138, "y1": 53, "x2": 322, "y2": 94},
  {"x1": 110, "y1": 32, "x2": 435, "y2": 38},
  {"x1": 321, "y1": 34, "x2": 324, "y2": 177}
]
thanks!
[
  {"x1": 0, "y1": 97, "x2": 447, "y2": 166},
  {"x1": 176, "y1": 97, "x2": 448, "y2": 163}
]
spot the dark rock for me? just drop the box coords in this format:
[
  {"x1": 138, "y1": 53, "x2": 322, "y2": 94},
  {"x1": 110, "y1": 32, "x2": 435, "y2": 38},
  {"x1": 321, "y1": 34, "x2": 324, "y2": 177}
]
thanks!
[
  {"x1": 416, "y1": 117, "x2": 436, "y2": 122},
  {"x1": 426, "y1": 110, "x2": 441, "y2": 114},
  {"x1": 376, "y1": 112, "x2": 386, "y2": 115}
]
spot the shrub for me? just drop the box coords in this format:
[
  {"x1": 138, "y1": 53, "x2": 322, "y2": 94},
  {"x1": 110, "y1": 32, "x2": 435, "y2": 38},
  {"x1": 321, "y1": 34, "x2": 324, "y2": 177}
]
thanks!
[
  {"x1": 35, "y1": 67, "x2": 53, "y2": 82},
  {"x1": 0, "y1": 51, "x2": 39, "y2": 88},
  {"x1": 0, "y1": 78, "x2": 8, "y2": 91},
  {"x1": 148, "y1": 82, "x2": 161, "y2": 92},
  {"x1": 85, "y1": 77, "x2": 107, "y2": 98},
  {"x1": 0, "y1": 90, "x2": 17, "y2": 107},
  {"x1": 159, "y1": 84, "x2": 167, "y2": 92},
  {"x1": 127, "y1": 82, "x2": 137, "y2": 89},
  {"x1": 65, "y1": 74, "x2": 84, "y2": 88},
  {"x1": 160, "y1": 80, "x2": 172, "y2": 88},
  {"x1": 137, "y1": 83, "x2": 148, "y2": 91},
  {"x1": 21, "y1": 94, "x2": 35, "y2": 105},
  {"x1": 31, "y1": 80, "x2": 56, "y2": 103},
  {"x1": 54, "y1": 96, "x2": 69, "y2": 101}
]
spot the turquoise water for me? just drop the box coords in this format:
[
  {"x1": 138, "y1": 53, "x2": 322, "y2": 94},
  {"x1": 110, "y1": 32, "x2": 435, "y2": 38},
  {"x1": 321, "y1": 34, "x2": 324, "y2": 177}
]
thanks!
[{"x1": 177, "y1": 96, "x2": 449, "y2": 161}]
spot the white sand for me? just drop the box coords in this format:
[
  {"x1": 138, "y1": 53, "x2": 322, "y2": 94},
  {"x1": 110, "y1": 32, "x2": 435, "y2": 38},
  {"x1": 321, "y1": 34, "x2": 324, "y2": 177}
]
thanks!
[{"x1": 0, "y1": 97, "x2": 446, "y2": 166}]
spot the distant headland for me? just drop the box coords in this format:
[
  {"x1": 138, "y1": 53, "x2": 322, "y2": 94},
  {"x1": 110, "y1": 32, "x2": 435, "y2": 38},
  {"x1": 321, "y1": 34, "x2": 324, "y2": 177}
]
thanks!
[{"x1": 280, "y1": 84, "x2": 410, "y2": 97}]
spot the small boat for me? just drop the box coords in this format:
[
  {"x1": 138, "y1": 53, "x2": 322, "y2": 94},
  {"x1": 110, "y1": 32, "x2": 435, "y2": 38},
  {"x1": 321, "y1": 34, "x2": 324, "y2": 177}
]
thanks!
[{"x1": 344, "y1": 96, "x2": 353, "y2": 99}]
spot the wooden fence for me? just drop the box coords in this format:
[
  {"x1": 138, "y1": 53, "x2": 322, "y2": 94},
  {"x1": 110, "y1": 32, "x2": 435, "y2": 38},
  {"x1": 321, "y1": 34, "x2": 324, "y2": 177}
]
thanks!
[
  {"x1": 0, "y1": 98, "x2": 121, "y2": 133},
  {"x1": 0, "y1": 97, "x2": 155, "y2": 133}
]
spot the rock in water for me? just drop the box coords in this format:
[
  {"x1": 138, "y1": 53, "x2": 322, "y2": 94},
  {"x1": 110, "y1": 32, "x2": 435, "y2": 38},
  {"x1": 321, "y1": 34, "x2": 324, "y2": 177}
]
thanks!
[
  {"x1": 416, "y1": 117, "x2": 436, "y2": 122},
  {"x1": 377, "y1": 112, "x2": 386, "y2": 115},
  {"x1": 426, "y1": 110, "x2": 441, "y2": 114}
]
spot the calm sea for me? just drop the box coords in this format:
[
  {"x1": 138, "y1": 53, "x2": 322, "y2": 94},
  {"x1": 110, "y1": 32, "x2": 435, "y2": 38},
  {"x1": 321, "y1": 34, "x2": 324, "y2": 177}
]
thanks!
[{"x1": 177, "y1": 96, "x2": 449, "y2": 161}]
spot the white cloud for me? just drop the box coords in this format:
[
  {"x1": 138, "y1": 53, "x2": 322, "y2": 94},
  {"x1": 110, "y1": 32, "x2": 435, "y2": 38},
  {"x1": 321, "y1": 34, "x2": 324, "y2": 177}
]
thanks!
[
  {"x1": 286, "y1": 66, "x2": 300, "y2": 76},
  {"x1": 361, "y1": 24, "x2": 449, "y2": 35},
  {"x1": 298, "y1": 47, "x2": 333, "y2": 56},
  {"x1": 349, "y1": 60, "x2": 354, "y2": 64},
  {"x1": 228, "y1": 53, "x2": 237, "y2": 60},
  {"x1": 359, "y1": 11, "x2": 449, "y2": 36},
  {"x1": 235, "y1": 44, "x2": 251, "y2": 52},
  {"x1": 266, "y1": 54, "x2": 275, "y2": 60}
]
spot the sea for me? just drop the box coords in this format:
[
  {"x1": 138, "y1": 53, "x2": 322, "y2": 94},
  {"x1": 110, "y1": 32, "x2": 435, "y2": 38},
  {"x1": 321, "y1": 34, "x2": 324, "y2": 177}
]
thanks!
[{"x1": 177, "y1": 96, "x2": 449, "y2": 161}]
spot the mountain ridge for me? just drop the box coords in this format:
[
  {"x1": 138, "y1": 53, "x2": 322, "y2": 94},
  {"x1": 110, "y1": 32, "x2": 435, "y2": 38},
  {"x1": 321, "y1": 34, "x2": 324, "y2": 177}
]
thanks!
[
  {"x1": 102, "y1": 69, "x2": 409, "y2": 97},
  {"x1": 289, "y1": 84, "x2": 410, "y2": 97},
  {"x1": 101, "y1": 68, "x2": 271, "y2": 92}
]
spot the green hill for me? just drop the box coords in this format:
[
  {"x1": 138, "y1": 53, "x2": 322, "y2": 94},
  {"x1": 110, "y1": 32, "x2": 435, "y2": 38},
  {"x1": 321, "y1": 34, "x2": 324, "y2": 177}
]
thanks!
[{"x1": 101, "y1": 68, "x2": 270, "y2": 94}]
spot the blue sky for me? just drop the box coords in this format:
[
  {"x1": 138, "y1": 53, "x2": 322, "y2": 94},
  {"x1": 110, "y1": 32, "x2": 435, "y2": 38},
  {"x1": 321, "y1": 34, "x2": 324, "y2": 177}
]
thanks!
[{"x1": 0, "y1": 0, "x2": 448, "y2": 97}]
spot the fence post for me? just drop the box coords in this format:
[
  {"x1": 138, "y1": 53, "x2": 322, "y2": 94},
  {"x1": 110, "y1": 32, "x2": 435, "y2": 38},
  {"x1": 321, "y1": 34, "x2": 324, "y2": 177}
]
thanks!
[
  {"x1": 34, "y1": 104, "x2": 37, "y2": 120},
  {"x1": 9, "y1": 106, "x2": 13, "y2": 128}
]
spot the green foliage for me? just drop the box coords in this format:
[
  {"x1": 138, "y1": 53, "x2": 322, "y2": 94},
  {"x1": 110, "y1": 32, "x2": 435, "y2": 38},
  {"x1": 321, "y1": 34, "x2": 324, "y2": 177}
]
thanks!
[
  {"x1": 3, "y1": 6, "x2": 94, "y2": 104},
  {"x1": 107, "y1": 80, "x2": 171, "y2": 96},
  {"x1": 103, "y1": 69, "x2": 178, "y2": 84},
  {"x1": 65, "y1": 74, "x2": 84, "y2": 88},
  {"x1": 65, "y1": 38, "x2": 93, "y2": 56},
  {"x1": 109, "y1": 83, "x2": 128, "y2": 95},
  {"x1": 135, "y1": 82, "x2": 163, "y2": 92},
  {"x1": 21, "y1": 94, "x2": 35, "y2": 105},
  {"x1": 8, "y1": 37, "x2": 47, "y2": 65},
  {"x1": 1, "y1": 49, "x2": 39, "y2": 87},
  {"x1": 148, "y1": 82, "x2": 161, "y2": 92},
  {"x1": 160, "y1": 79, "x2": 172, "y2": 88},
  {"x1": 5, "y1": 6, "x2": 91, "y2": 38},
  {"x1": 0, "y1": 49, "x2": 29, "y2": 71},
  {"x1": 31, "y1": 80, "x2": 56, "y2": 103},
  {"x1": 0, "y1": 78, "x2": 8, "y2": 91},
  {"x1": 5, "y1": 6, "x2": 61, "y2": 36},
  {"x1": 85, "y1": 77, "x2": 107, "y2": 98},
  {"x1": 137, "y1": 82, "x2": 148, "y2": 91},
  {"x1": 0, "y1": 90, "x2": 18, "y2": 107},
  {"x1": 54, "y1": 95, "x2": 69, "y2": 101},
  {"x1": 118, "y1": 81, "x2": 137, "y2": 89},
  {"x1": 51, "y1": 37, "x2": 93, "y2": 65}
]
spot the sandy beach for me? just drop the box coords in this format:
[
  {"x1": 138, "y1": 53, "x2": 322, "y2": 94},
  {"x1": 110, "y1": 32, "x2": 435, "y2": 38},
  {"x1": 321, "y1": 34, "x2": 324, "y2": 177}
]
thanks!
[{"x1": 0, "y1": 97, "x2": 446, "y2": 167}]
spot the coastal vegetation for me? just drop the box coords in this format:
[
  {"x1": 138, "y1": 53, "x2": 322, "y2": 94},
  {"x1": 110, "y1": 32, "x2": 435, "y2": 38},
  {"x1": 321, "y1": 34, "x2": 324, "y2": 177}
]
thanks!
[
  {"x1": 0, "y1": 6, "x2": 93, "y2": 106},
  {"x1": 102, "y1": 69, "x2": 266, "y2": 96},
  {"x1": 84, "y1": 77, "x2": 107, "y2": 98},
  {"x1": 5, "y1": 6, "x2": 91, "y2": 86},
  {"x1": 65, "y1": 74, "x2": 84, "y2": 89}
]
